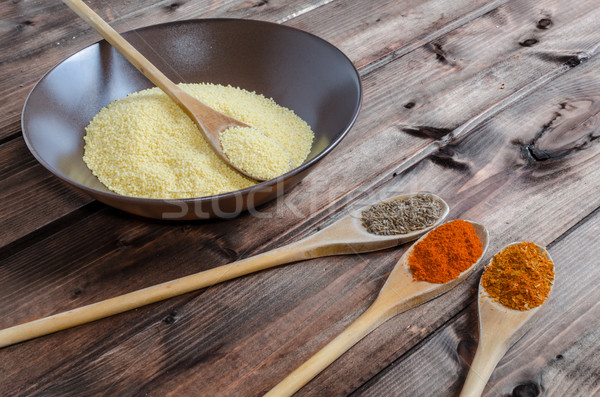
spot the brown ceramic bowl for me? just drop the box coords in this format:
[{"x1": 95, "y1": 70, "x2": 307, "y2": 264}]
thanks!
[{"x1": 22, "y1": 19, "x2": 361, "y2": 220}]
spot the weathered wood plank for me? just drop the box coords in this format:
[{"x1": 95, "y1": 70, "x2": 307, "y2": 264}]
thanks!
[
  {"x1": 0, "y1": 165, "x2": 92, "y2": 248},
  {"x1": 2, "y1": 29, "x2": 600, "y2": 397},
  {"x1": 1, "y1": 0, "x2": 598, "y2": 325},
  {"x1": 287, "y1": 43, "x2": 600, "y2": 397},
  {"x1": 1, "y1": 0, "x2": 600, "y2": 395},
  {"x1": 2, "y1": 0, "x2": 596, "y2": 298},
  {"x1": 287, "y1": 0, "x2": 508, "y2": 71}
]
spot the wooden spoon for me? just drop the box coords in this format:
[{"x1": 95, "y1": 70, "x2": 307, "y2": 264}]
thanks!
[
  {"x1": 0, "y1": 193, "x2": 448, "y2": 348},
  {"x1": 459, "y1": 243, "x2": 554, "y2": 397},
  {"x1": 62, "y1": 0, "x2": 280, "y2": 181},
  {"x1": 265, "y1": 220, "x2": 489, "y2": 397}
]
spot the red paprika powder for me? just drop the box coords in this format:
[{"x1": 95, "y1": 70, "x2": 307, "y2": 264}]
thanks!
[{"x1": 408, "y1": 219, "x2": 482, "y2": 283}]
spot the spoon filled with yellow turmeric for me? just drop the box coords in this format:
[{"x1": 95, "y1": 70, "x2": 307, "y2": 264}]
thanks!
[
  {"x1": 0, "y1": 193, "x2": 447, "y2": 348},
  {"x1": 63, "y1": 0, "x2": 290, "y2": 181},
  {"x1": 265, "y1": 219, "x2": 489, "y2": 397},
  {"x1": 459, "y1": 242, "x2": 555, "y2": 397}
]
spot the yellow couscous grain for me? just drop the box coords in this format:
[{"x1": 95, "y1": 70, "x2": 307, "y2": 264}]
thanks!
[
  {"x1": 83, "y1": 83, "x2": 314, "y2": 199},
  {"x1": 220, "y1": 126, "x2": 292, "y2": 180}
]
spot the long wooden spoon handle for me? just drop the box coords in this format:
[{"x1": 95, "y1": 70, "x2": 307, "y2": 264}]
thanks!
[
  {"x1": 265, "y1": 302, "x2": 390, "y2": 397},
  {"x1": 459, "y1": 340, "x2": 506, "y2": 397},
  {"x1": 0, "y1": 239, "x2": 317, "y2": 349},
  {"x1": 62, "y1": 0, "x2": 216, "y2": 128},
  {"x1": 62, "y1": 0, "x2": 246, "y2": 165},
  {"x1": 63, "y1": 0, "x2": 180, "y2": 94}
]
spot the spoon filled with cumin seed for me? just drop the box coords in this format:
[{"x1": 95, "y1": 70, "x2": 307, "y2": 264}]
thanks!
[{"x1": 0, "y1": 193, "x2": 447, "y2": 348}]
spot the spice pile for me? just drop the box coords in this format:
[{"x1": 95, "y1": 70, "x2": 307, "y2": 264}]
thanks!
[
  {"x1": 481, "y1": 242, "x2": 554, "y2": 311},
  {"x1": 408, "y1": 219, "x2": 483, "y2": 283},
  {"x1": 361, "y1": 193, "x2": 444, "y2": 236}
]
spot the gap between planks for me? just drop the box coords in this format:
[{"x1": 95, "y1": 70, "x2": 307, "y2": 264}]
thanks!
[
  {"x1": 276, "y1": 0, "x2": 336, "y2": 24},
  {"x1": 357, "y1": 0, "x2": 510, "y2": 76},
  {"x1": 0, "y1": 201, "x2": 104, "y2": 263},
  {"x1": 545, "y1": 204, "x2": 600, "y2": 251}
]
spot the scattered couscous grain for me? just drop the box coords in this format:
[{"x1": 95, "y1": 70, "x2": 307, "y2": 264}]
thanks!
[
  {"x1": 83, "y1": 83, "x2": 314, "y2": 198},
  {"x1": 220, "y1": 126, "x2": 292, "y2": 180}
]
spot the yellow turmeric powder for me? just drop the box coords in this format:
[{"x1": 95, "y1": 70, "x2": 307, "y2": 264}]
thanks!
[{"x1": 481, "y1": 242, "x2": 554, "y2": 311}]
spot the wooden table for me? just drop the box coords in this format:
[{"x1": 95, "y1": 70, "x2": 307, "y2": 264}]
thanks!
[{"x1": 2, "y1": 0, "x2": 599, "y2": 396}]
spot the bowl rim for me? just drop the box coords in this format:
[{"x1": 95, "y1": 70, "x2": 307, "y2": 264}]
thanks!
[{"x1": 21, "y1": 18, "x2": 363, "y2": 205}]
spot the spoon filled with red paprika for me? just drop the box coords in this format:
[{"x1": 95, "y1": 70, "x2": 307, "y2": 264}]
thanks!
[
  {"x1": 266, "y1": 219, "x2": 489, "y2": 397},
  {"x1": 459, "y1": 242, "x2": 555, "y2": 397}
]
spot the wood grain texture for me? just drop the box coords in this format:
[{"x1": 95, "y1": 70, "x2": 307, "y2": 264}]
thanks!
[
  {"x1": 286, "y1": 0, "x2": 508, "y2": 71},
  {"x1": 0, "y1": 162, "x2": 92, "y2": 247},
  {"x1": 1, "y1": 0, "x2": 600, "y2": 395},
  {"x1": 279, "y1": 50, "x2": 600, "y2": 396}
]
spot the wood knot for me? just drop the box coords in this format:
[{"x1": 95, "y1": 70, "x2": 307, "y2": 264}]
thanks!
[
  {"x1": 430, "y1": 146, "x2": 470, "y2": 171},
  {"x1": 432, "y1": 42, "x2": 447, "y2": 63},
  {"x1": 522, "y1": 100, "x2": 600, "y2": 163},
  {"x1": 404, "y1": 102, "x2": 416, "y2": 109},
  {"x1": 164, "y1": 2, "x2": 181, "y2": 11},
  {"x1": 70, "y1": 289, "x2": 83, "y2": 300},
  {"x1": 402, "y1": 125, "x2": 452, "y2": 140},
  {"x1": 163, "y1": 311, "x2": 178, "y2": 325},
  {"x1": 16, "y1": 20, "x2": 34, "y2": 31},
  {"x1": 565, "y1": 55, "x2": 582, "y2": 67},
  {"x1": 519, "y1": 38, "x2": 539, "y2": 47},
  {"x1": 222, "y1": 247, "x2": 239, "y2": 260},
  {"x1": 537, "y1": 18, "x2": 552, "y2": 29},
  {"x1": 511, "y1": 382, "x2": 540, "y2": 397},
  {"x1": 116, "y1": 232, "x2": 139, "y2": 248},
  {"x1": 116, "y1": 238, "x2": 132, "y2": 248}
]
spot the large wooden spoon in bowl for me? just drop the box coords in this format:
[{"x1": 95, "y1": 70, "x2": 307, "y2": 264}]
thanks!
[
  {"x1": 265, "y1": 220, "x2": 489, "y2": 397},
  {"x1": 62, "y1": 0, "x2": 284, "y2": 181},
  {"x1": 459, "y1": 243, "x2": 554, "y2": 397}
]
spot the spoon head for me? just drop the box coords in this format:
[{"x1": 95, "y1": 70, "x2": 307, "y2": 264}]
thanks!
[
  {"x1": 376, "y1": 220, "x2": 489, "y2": 314},
  {"x1": 477, "y1": 242, "x2": 554, "y2": 345},
  {"x1": 184, "y1": 107, "x2": 268, "y2": 182},
  {"x1": 356, "y1": 192, "x2": 450, "y2": 240},
  {"x1": 219, "y1": 126, "x2": 294, "y2": 182},
  {"x1": 312, "y1": 193, "x2": 450, "y2": 255},
  {"x1": 354, "y1": 192, "x2": 450, "y2": 243}
]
